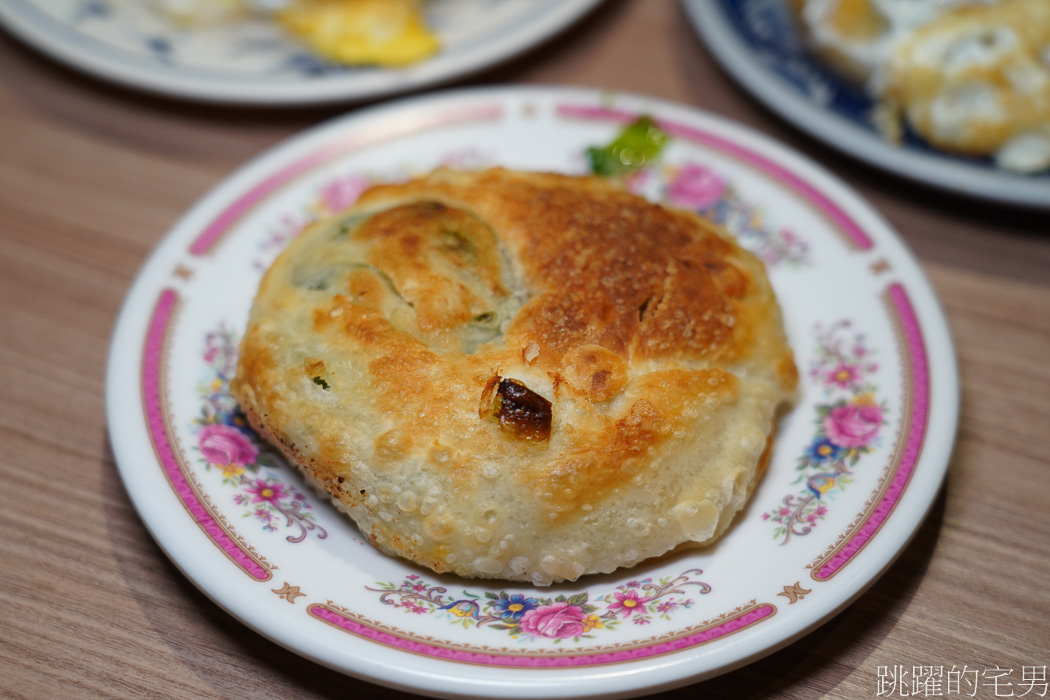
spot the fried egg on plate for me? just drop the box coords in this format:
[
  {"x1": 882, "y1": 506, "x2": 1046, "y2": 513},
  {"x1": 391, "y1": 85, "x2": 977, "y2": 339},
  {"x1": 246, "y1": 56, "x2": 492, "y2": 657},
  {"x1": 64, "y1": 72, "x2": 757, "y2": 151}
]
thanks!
[
  {"x1": 278, "y1": 0, "x2": 440, "y2": 67},
  {"x1": 149, "y1": 0, "x2": 440, "y2": 67},
  {"x1": 792, "y1": 0, "x2": 1050, "y2": 174}
]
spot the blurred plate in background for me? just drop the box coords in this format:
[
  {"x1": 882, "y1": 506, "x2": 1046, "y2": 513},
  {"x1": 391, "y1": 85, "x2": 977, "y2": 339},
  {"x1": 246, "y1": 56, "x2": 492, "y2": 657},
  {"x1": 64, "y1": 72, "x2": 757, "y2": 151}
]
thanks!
[
  {"x1": 682, "y1": 0, "x2": 1050, "y2": 210},
  {"x1": 0, "y1": 0, "x2": 603, "y2": 105}
]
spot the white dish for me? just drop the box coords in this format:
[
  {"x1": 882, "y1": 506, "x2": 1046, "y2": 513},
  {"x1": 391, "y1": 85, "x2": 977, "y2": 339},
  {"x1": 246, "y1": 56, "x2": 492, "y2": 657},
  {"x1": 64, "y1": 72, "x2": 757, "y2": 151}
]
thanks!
[
  {"x1": 106, "y1": 85, "x2": 958, "y2": 698},
  {"x1": 682, "y1": 0, "x2": 1050, "y2": 209},
  {"x1": 0, "y1": 0, "x2": 603, "y2": 105}
]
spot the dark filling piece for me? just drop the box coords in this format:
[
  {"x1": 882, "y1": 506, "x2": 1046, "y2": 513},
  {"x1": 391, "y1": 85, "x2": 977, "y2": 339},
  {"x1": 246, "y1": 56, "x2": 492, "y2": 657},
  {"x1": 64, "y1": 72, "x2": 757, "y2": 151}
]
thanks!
[{"x1": 493, "y1": 378, "x2": 552, "y2": 442}]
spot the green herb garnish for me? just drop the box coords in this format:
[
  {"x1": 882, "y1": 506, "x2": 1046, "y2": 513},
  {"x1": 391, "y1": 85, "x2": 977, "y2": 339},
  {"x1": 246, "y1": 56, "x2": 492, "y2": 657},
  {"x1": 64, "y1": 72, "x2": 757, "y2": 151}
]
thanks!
[{"x1": 586, "y1": 115, "x2": 669, "y2": 178}]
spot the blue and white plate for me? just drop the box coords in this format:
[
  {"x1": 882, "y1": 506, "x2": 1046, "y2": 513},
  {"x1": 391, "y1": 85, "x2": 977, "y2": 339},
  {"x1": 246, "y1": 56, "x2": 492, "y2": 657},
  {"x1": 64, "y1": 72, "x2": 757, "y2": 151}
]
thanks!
[
  {"x1": 0, "y1": 0, "x2": 603, "y2": 105},
  {"x1": 682, "y1": 0, "x2": 1050, "y2": 209}
]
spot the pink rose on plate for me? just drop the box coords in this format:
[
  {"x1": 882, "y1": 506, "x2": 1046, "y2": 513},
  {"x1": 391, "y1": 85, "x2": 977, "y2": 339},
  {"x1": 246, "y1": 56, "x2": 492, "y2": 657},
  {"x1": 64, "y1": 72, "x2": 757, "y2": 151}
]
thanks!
[
  {"x1": 518, "y1": 602, "x2": 588, "y2": 639},
  {"x1": 826, "y1": 362, "x2": 861, "y2": 388},
  {"x1": 665, "y1": 163, "x2": 727, "y2": 210},
  {"x1": 823, "y1": 404, "x2": 882, "y2": 449},
  {"x1": 319, "y1": 174, "x2": 371, "y2": 212},
  {"x1": 198, "y1": 424, "x2": 258, "y2": 467}
]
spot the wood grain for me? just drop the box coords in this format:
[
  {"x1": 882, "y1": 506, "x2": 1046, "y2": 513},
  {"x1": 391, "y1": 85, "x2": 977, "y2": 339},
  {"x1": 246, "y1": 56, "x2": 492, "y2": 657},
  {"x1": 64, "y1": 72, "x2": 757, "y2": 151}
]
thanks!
[{"x1": 1, "y1": 1, "x2": 1047, "y2": 698}]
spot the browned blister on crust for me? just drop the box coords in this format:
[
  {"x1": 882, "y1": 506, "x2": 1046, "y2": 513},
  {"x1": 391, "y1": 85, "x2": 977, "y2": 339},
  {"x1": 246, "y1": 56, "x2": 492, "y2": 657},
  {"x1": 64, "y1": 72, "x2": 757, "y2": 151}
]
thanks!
[{"x1": 231, "y1": 168, "x2": 797, "y2": 585}]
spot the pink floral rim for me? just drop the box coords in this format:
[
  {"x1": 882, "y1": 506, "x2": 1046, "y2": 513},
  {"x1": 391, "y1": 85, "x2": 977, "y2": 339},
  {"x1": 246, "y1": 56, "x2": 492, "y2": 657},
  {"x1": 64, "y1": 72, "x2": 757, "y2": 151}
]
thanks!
[
  {"x1": 142, "y1": 288, "x2": 271, "y2": 581},
  {"x1": 135, "y1": 95, "x2": 935, "y2": 665},
  {"x1": 308, "y1": 602, "x2": 775, "y2": 667},
  {"x1": 809, "y1": 283, "x2": 929, "y2": 581}
]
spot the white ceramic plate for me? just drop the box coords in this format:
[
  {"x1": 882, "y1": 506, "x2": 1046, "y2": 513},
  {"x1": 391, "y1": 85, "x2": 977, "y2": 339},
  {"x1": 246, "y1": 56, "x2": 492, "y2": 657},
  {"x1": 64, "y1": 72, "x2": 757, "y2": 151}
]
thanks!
[
  {"x1": 0, "y1": 0, "x2": 602, "y2": 105},
  {"x1": 106, "y1": 86, "x2": 958, "y2": 698},
  {"x1": 682, "y1": 0, "x2": 1050, "y2": 210}
]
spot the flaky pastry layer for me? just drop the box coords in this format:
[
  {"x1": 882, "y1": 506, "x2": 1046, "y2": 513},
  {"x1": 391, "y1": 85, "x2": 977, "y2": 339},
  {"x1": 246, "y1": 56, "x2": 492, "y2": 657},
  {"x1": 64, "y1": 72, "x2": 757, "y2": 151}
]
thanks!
[{"x1": 231, "y1": 168, "x2": 797, "y2": 585}]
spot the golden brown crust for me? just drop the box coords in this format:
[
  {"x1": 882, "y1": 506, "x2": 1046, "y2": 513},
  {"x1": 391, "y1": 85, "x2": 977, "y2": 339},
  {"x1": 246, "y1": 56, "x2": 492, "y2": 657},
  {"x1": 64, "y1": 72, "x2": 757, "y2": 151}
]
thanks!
[{"x1": 231, "y1": 168, "x2": 797, "y2": 584}]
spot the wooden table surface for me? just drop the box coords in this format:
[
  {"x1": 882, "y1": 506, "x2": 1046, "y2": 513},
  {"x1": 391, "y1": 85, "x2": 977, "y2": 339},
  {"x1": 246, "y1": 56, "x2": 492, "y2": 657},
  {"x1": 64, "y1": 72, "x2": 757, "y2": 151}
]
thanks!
[{"x1": 1, "y1": 1, "x2": 1048, "y2": 698}]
